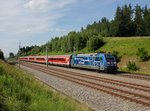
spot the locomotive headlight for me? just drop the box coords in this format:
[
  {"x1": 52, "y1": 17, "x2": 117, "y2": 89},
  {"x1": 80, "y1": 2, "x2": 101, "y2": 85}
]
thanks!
[
  {"x1": 107, "y1": 62, "x2": 110, "y2": 64},
  {"x1": 114, "y1": 62, "x2": 116, "y2": 64}
]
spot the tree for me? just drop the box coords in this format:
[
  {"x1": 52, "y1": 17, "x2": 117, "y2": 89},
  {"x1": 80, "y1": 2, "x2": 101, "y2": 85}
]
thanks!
[
  {"x1": 74, "y1": 33, "x2": 86, "y2": 51},
  {"x1": 0, "y1": 49, "x2": 4, "y2": 60},
  {"x1": 87, "y1": 35, "x2": 104, "y2": 51},
  {"x1": 30, "y1": 46, "x2": 41, "y2": 55},
  {"x1": 114, "y1": 4, "x2": 134, "y2": 36},
  {"x1": 109, "y1": 20, "x2": 118, "y2": 36},
  {"x1": 51, "y1": 37, "x2": 61, "y2": 52},
  {"x1": 113, "y1": 6, "x2": 122, "y2": 36},
  {"x1": 67, "y1": 31, "x2": 76, "y2": 52},
  {"x1": 134, "y1": 5, "x2": 144, "y2": 36},
  {"x1": 100, "y1": 17, "x2": 110, "y2": 37},
  {"x1": 120, "y1": 4, "x2": 134, "y2": 36},
  {"x1": 9, "y1": 52, "x2": 14, "y2": 58},
  {"x1": 143, "y1": 6, "x2": 150, "y2": 35},
  {"x1": 61, "y1": 36, "x2": 68, "y2": 52}
]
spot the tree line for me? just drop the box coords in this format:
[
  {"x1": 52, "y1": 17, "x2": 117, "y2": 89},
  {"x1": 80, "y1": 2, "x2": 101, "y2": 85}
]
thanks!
[
  {"x1": 0, "y1": 49, "x2": 4, "y2": 60},
  {"x1": 86, "y1": 4, "x2": 150, "y2": 37},
  {"x1": 18, "y1": 4, "x2": 150, "y2": 56}
]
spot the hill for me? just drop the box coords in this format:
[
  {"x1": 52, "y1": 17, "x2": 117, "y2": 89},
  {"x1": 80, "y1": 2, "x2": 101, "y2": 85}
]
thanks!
[{"x1": 99, "y1": 37, "x2": 150, "y2": 73}]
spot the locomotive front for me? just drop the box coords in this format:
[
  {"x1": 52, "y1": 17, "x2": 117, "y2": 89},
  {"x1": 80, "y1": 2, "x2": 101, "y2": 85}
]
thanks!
[{"x1": 103, "y1": 54, "x2": 117, "y2": 73}]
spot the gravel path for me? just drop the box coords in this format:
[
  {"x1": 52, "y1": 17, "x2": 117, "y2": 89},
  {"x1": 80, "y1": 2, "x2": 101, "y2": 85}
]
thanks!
[{"x1": 20, "y1": 65, "x2": 150, "y2": 111}]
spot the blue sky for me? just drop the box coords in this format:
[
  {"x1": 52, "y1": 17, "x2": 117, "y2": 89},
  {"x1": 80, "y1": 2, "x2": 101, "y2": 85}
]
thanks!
[{"x1": 0, "y1": 0, "x2": 149, "y2": 57}]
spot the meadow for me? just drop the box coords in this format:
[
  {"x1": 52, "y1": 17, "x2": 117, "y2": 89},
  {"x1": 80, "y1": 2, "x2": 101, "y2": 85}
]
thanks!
[{"x1": 100, "y1": 37, "x2": 150, "y2": 56}]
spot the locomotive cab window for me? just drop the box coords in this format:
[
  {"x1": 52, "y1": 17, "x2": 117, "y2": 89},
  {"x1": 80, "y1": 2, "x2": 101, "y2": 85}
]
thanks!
[{"x1": 106, "y1": 57, "x2": 114, "y2": 61}]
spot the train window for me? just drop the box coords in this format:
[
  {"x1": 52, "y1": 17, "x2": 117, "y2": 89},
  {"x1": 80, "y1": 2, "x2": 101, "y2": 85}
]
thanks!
[
  {"x1": 84, "y1": 57, "x2": 88, "y2": 60},
  {"x1": 95, "y1": 57, "x2": 100, "y2": 61},
  {"x1": 89, "y1": 57, "x2": 92, "y2": 60}
]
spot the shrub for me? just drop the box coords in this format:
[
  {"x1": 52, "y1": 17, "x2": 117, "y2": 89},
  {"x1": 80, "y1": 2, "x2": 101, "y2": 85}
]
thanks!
[
  {"x1": 136, "y1": 48, "x2": 149, "y2": 62},
  {"x1": 127, "y1": 61, "x2": 139, "y2": 71}
]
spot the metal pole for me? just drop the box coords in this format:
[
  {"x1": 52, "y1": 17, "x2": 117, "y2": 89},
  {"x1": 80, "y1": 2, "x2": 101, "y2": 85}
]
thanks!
[
  {"x1": 46, "y1": 46, "x2": 48, "y2": 67},
  {"x1": 19, "y1": 42, "x2": 21, "y2": 68}
]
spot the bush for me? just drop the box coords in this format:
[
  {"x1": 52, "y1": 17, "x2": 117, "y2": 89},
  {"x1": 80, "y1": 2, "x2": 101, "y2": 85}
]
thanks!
[
  {"x1": 136, "y1": 48, "x2": 149, "y2": 62},
  {"x1": 127, "y1": 61, "x2": 139, "y2": 71}
]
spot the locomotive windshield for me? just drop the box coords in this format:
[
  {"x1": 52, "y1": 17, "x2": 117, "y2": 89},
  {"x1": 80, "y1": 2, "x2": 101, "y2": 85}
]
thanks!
[
  {"x1": 106, "y1": 57, "x2": 115, "y2": 61},
  {"x1": 105, "y1": 54, "x2": 115, "y2": 61}
]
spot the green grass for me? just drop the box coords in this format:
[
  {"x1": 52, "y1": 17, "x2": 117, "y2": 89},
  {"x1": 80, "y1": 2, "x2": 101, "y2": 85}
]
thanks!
[
  {"x1": 0, "y1": 60, "x2": 91, "y2": 111},
  {"x1": 99, "y1": 37, "x2": 150, "y2": 56}
]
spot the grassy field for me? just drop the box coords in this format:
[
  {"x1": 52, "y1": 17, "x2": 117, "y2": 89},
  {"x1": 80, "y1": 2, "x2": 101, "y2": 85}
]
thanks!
[
  {"x1": 100, "y1": 37, "x2": 150, "y2": 56},
  {"x1": 99, "y1": 37, "x2": 150, "y2": 74},
  {"x1": 0, "y1": 60, "x2": 91, "y2": 111}
]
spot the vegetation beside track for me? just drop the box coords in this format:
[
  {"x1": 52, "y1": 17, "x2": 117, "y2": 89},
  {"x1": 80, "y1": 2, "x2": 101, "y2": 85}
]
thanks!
[
  {"x1": 0, "y1": 60, "x2": 91, "y2": 111},
  {"x1": 100, "y1": 37, "x2": 150, "y2": 74}
]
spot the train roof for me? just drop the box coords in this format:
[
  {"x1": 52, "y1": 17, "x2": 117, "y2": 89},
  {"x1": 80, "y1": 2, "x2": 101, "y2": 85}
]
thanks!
[
  {"x1": 73, "y1": 53, "x2": 97, "y2": 57},
  {"x1": 73, "y1": 53, "x2": 113, "y2": 57},
  {"x1": 20, "y1": 55, "x2": 72, "y2": 58}
]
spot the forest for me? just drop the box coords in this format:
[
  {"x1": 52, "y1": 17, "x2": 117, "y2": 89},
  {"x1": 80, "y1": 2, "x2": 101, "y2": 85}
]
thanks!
[{"x1": 18, "y1": 4, "x2": 150, "y2": 56}]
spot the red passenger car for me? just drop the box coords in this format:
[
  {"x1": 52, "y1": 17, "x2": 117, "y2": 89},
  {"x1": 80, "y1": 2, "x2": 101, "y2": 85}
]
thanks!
[
  {"x1": 48, "y1": 55, "x2": 71, "y2": 67},
  {"x1": 19, "y1": 55, "x2": 72, "y2": 67}
]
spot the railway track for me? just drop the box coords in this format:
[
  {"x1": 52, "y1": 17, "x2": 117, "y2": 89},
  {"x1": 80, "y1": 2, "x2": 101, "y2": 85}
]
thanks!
[
  {"x1": 21, "y1": 62, "x2": 150, "y2": 107},
  {"x1": 118, "y1": 73, "x2": 150, "y2": 81},
  {"x1": 23, "y1": 62, "x2": 150, "y2": 92}
]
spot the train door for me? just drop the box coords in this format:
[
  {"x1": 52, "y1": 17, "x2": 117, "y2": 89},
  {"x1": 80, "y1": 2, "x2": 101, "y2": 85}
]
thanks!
[{"x1": 99, "y1": 55, "x2": 104, "y2": 71}]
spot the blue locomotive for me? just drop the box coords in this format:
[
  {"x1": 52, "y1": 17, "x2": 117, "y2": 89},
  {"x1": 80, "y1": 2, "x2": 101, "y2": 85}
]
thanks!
[{"x1": 71, "y1": 53, "x2": 117, "y2": 73}]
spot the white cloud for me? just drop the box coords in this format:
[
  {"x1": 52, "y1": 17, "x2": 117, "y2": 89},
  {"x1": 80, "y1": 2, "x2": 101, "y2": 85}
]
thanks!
[
  {"x1": 0, "y1": 0, "x2": 75, "y2": 37},
  {"x1": 0, "y1": 0, "x2": 76, "y2": 56},
  {"x1": 24, "y1": 0, "x2": 76, "y2": 11},
  {"x1": 24, "y1": 0, "x2": 49, "y2": 10}
]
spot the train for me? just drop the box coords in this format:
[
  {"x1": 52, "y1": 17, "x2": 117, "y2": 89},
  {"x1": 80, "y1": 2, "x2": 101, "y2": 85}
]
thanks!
[{"x1": 19, "y1": 53, "x2": 117, "y2": 73}]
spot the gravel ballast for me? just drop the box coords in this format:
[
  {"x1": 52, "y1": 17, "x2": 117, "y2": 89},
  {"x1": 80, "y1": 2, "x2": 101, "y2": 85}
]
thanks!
[{"x1": 20, "y1": 65, "x2": 150, "y2": 111}]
